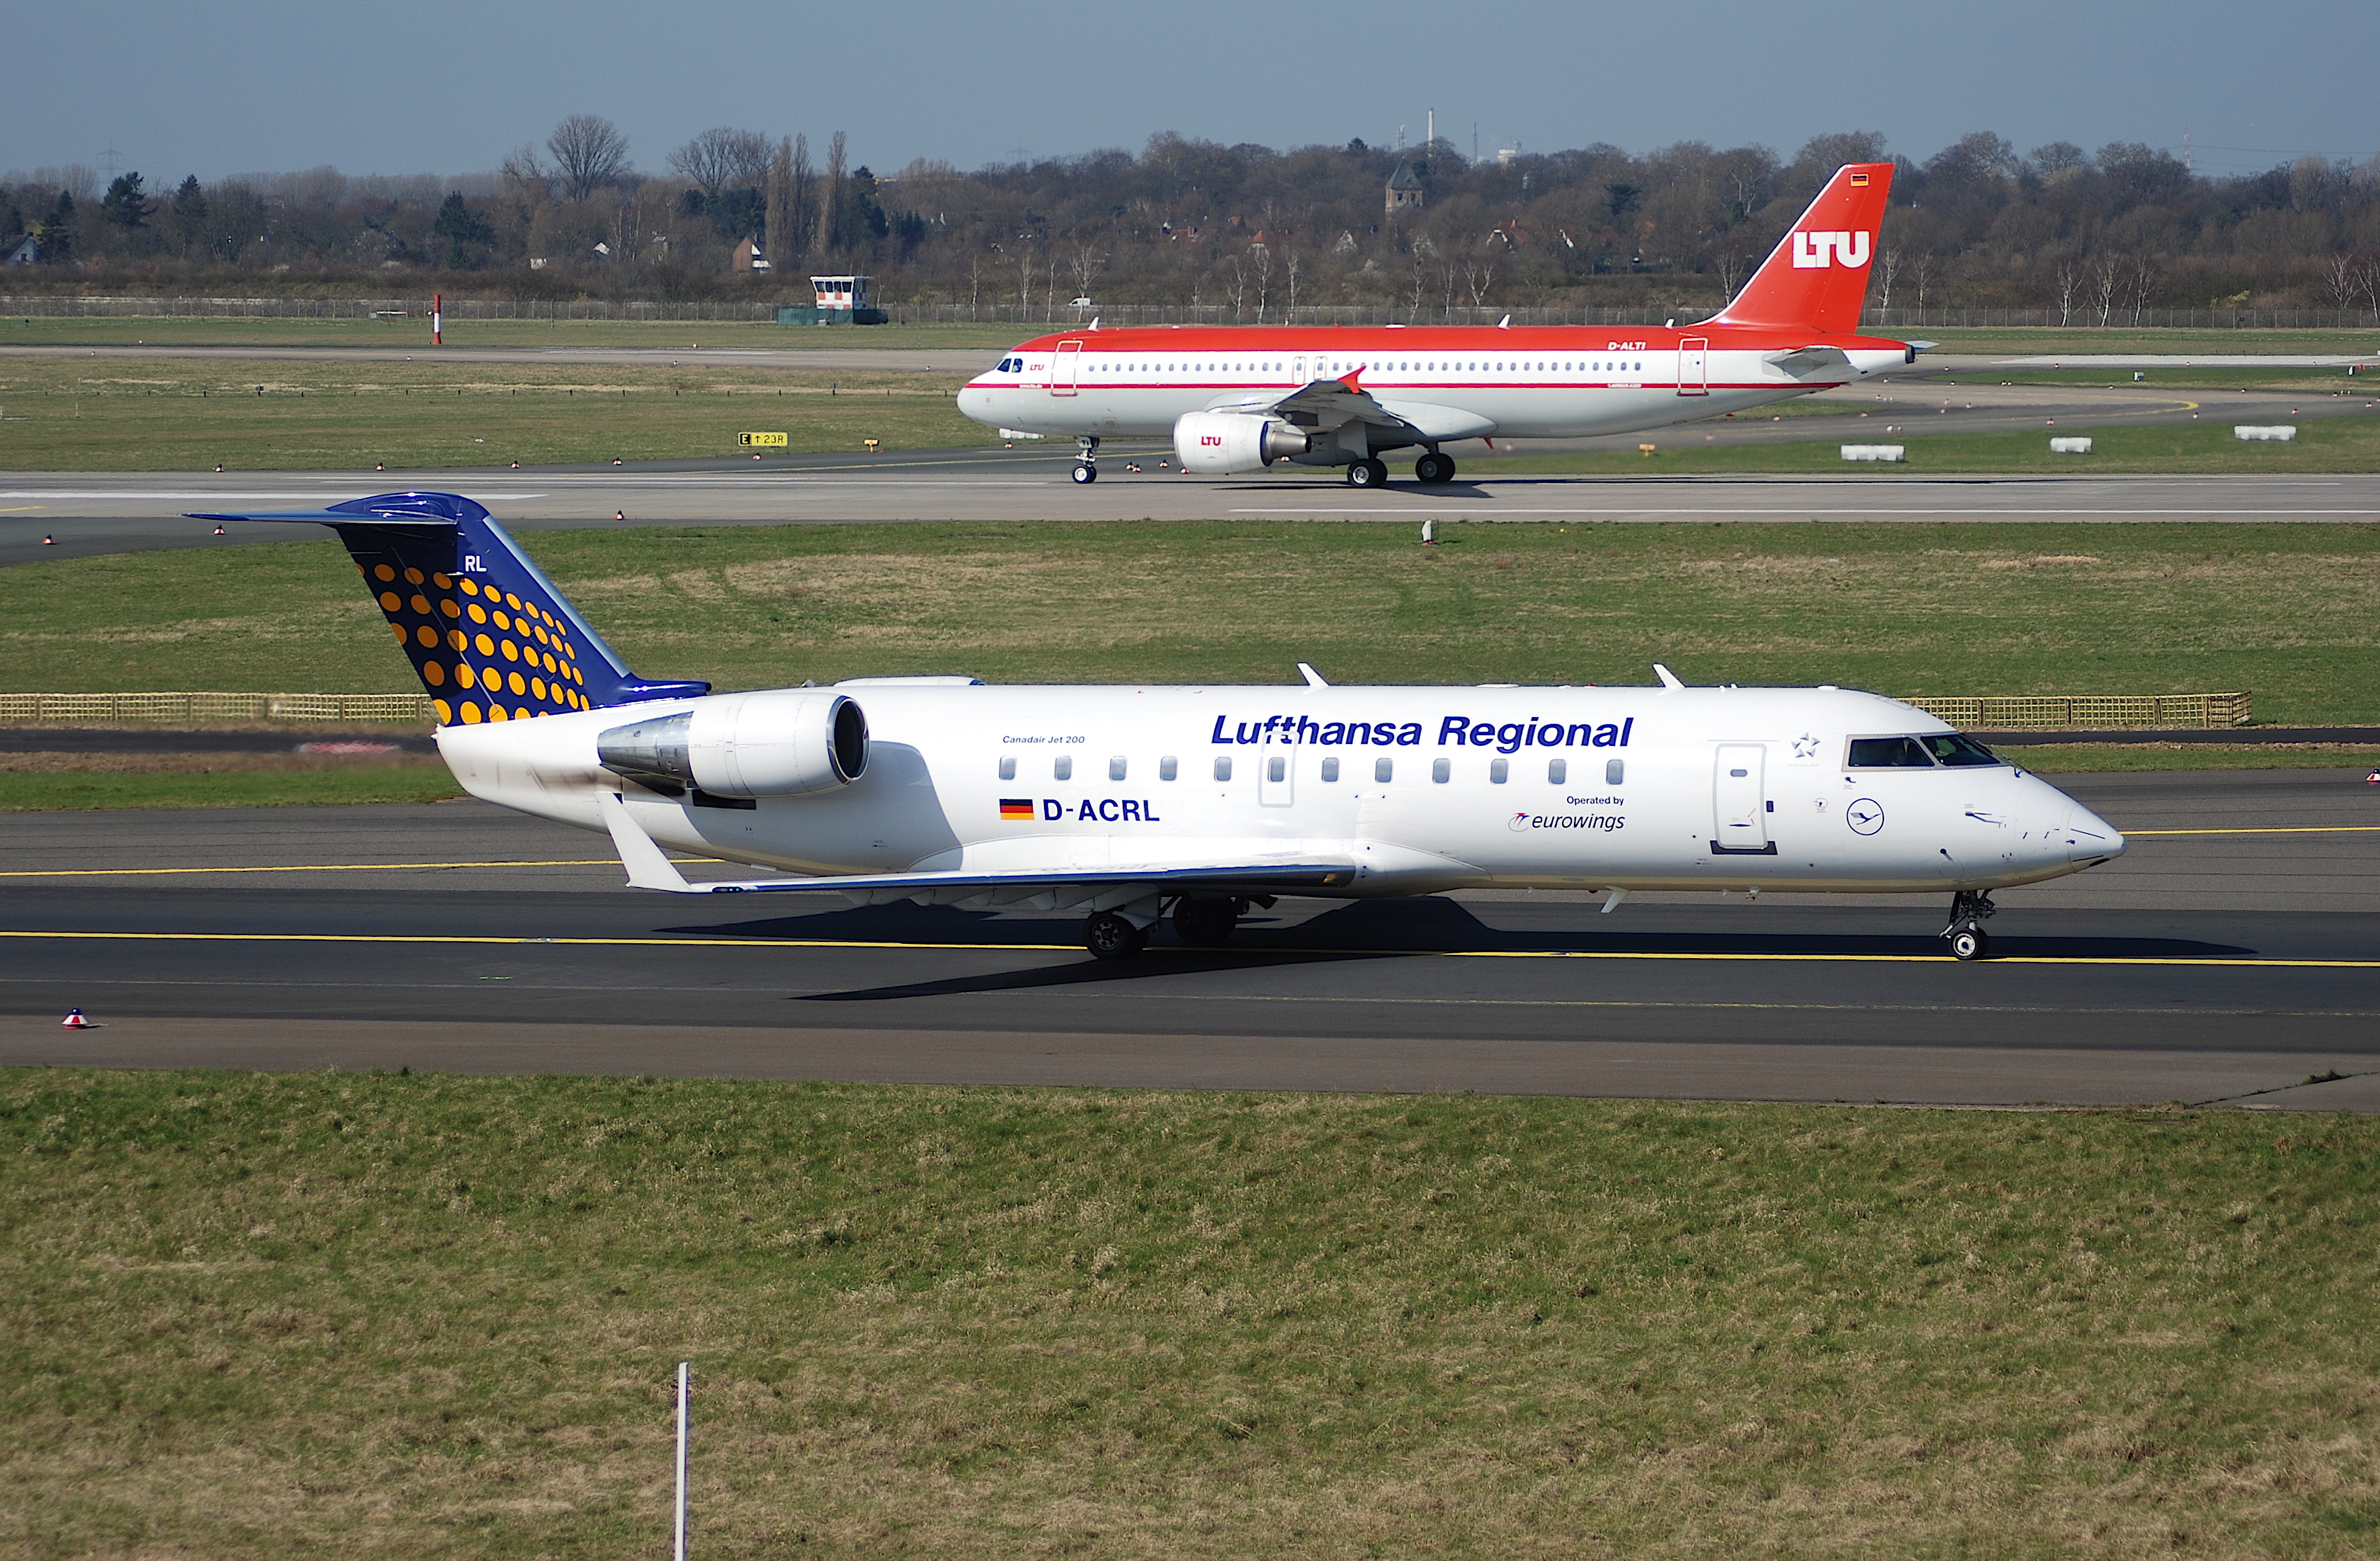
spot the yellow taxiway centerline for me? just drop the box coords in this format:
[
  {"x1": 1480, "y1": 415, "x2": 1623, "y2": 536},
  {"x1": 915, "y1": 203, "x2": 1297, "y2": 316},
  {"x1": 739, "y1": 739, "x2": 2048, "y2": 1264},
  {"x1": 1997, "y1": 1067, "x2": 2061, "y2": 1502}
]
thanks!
[{"x1": 1, "y1": 928, "x2": 2376, "y2": 969}]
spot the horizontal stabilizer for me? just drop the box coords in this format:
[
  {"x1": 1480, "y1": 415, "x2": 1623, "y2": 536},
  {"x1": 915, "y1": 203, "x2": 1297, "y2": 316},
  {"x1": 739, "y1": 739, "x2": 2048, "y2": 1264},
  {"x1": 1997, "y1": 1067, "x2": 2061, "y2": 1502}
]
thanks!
[{"x1": 1764, "y1": 345, "x2": 1854, "y2": 379}]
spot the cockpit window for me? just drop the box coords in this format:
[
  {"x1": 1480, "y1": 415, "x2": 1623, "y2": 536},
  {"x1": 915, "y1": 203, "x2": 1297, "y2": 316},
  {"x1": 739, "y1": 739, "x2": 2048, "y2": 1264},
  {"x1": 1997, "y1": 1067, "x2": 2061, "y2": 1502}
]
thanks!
[
  {"x1": 1846, "y1": 736, "x2": 1939, "y2": 768},
  {"x1": 1921, "y1": 733, "x2": 2002, "y2": 766}
]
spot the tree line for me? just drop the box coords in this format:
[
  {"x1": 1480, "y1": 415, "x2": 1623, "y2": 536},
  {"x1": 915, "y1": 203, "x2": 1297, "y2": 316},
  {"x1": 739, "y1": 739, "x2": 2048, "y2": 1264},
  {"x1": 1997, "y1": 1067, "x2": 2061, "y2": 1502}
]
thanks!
[{"x1": 6, "y1": 122, "x2": 2378, "y2": 317}]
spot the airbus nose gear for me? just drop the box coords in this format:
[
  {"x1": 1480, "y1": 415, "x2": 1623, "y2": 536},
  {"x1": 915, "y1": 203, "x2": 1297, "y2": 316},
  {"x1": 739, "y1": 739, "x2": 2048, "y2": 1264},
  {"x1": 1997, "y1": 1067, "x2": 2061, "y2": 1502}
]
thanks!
[{"x1": 1073, "y1": 434, "x2": 1100, "y2": 484}]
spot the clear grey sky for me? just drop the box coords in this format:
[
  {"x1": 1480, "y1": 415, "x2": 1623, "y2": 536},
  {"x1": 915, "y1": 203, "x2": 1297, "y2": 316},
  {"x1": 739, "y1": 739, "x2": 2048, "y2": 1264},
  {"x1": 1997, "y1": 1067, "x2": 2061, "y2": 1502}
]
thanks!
[{"x1": 11, "y1": 0, "x2": 2375, "y2": 186}]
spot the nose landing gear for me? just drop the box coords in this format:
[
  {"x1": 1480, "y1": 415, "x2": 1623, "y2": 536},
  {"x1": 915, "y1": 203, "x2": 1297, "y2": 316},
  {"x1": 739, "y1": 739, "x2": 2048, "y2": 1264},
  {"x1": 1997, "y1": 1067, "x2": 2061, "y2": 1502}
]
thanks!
[
  {"x1": 1072, "y1": 434, "x2": 1100, "y2": 484},
  {"x1": 1942, "y1": 890, "x2": 1997, "y2": 959}
]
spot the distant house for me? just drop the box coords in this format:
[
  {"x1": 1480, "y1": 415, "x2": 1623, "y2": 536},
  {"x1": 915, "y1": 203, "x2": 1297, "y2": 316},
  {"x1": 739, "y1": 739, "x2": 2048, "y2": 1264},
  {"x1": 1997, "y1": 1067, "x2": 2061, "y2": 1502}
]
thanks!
[
  {"x1": 732, "y1": 237, "x2": 770, "y2": 272},
  {"x1": 1385, "y1": 161, "x2": 1425, "y2": 214},
  {"x1": 2, "y1": 234, "x2": 38, "y2": 266}
]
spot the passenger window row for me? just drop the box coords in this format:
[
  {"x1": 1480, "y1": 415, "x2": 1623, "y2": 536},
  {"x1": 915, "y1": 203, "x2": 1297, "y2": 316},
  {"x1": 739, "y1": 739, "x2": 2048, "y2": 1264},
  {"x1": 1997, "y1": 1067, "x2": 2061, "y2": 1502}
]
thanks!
[{"x1": 996, "y1": 754, "x2": 1625, "y2": 785}]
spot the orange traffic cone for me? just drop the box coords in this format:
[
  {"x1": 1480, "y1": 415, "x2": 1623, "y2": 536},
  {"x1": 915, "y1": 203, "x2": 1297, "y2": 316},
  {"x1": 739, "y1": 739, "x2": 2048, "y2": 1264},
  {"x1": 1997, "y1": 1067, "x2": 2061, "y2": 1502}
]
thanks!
[
  {"x1": 42, "y1": 534, "x2": 56, "y2": 545},
  {"x1": 614, "y1": 510, "x2": 625, "y2": 522},
  {"x1": 62, "y1": 1008, "x2": 94, "y2": 1028},
  {"x1": 213, "y1": 524, "x2": 226, "y2": 536}
]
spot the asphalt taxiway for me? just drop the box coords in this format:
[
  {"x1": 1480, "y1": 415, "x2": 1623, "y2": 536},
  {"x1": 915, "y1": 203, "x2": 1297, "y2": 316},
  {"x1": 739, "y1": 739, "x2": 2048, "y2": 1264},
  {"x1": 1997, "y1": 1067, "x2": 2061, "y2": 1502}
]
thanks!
[{"x1": 3, "y1": 767, "x2": 2374, "y2": 1110}]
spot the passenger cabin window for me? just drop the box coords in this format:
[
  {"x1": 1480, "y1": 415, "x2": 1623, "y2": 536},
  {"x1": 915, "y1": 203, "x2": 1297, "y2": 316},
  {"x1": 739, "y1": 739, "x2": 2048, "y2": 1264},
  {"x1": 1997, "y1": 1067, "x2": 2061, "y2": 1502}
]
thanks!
[
  {"x1": 1320, "y1": 756, "x2": 1340, "y2": 781},
  {"x1": 1375, "y1": 756, "x2": 1394, "y2": 783},
  {"x1": 1847, "y1": 736, "x2": 1941, "y2": 768},
  {"x1": 1431, "y1": 758, "x2": 1451, "y2": 783},
  {"x1": 1109, "y1": 756, "x2": 1127, "y2": 781},
  {"x1": 1267, "y1": 756, "x2": 1286, "y2": 782},
  {"x1": 1605, "y1": 758, "x2": 1625, "y2": 785},
  {"x1": 998, "y1": 756, "x2": 1016, "y2": 780},
  {"x1": 1213, "y1": 756, "x2": 1232, "y2": 781},
  {"x1": 1489, "y1": 757, "x2": 1509, "y2": 783},
  {"x1": 1548, "y1": 757, "x2": 1567, "y2": 784},
  {"x1": 1159, "y1": 755, "x2": 1178, "y2": 781},
  {"x1": 1053, "y1": 755, "x2": 1072, "y2": 781}
]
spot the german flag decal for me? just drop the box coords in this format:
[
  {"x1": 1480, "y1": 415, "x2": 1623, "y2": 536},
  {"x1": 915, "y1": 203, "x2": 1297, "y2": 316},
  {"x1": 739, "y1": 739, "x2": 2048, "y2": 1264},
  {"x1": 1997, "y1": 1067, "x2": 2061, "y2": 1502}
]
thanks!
[
  {"x1": 1849, "y1": 171, "x2": 1870, "y2": 186},
  {"x1": 998, "y1": 798, "x2": 1035, "y2": 820}
]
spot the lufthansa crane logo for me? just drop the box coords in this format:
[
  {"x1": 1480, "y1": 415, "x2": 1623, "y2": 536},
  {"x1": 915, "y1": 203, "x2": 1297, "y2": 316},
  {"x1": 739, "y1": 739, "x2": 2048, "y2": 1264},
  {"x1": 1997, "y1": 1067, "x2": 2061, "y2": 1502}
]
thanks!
[
  {"x1": 1845, "y1": 797, "x2": 1886, "y2": 836},
  {"x1": 1792, "y1": 230, "x2": 1872, "y2": 269}
]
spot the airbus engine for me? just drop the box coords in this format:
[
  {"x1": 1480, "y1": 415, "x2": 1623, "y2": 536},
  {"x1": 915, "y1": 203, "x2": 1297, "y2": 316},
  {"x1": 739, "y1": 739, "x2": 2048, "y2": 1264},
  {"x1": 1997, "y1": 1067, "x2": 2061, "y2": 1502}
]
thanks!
[
  {"x1": 1172, "y1": 411, "x2": 1311, "y2": 473},
  {"x1": 597, "y1": 690, "x2": 867, "y2": 799}
]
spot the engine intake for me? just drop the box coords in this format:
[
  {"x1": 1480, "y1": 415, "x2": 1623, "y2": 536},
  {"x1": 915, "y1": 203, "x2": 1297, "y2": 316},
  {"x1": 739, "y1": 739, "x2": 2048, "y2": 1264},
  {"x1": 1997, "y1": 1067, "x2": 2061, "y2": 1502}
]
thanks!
[
  {"x1": 1173, "y1": 411, "x2": 1310, "y2": 473},
  {"x1": 598, "y1": 690, "x2": 867, "y2": 800}
]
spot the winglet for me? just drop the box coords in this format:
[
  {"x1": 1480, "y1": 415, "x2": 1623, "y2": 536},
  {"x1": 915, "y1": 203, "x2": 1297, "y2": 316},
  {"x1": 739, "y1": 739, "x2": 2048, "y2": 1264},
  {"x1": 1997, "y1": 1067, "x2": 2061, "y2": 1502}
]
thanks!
[
  {"x1": 1653, "y1": 663, "x2": 1685, "y2": 691},
  {"x1": 1298, "y1": 662, "x2": 1329, "y2": 688},
  {"x1": 1338, "y1": 367, "x2": 1363, "y2": 390},
  {"x1": 596, "y1": 791, "x2": 696, "y2": 893}
]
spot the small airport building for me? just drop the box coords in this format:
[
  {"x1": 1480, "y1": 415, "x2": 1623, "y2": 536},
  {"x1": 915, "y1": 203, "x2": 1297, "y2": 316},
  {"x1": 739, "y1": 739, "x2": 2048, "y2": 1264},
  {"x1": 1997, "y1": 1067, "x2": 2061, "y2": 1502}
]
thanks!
[{"x1": 777, "y1": 274, "x2": 889, "y2": 326}]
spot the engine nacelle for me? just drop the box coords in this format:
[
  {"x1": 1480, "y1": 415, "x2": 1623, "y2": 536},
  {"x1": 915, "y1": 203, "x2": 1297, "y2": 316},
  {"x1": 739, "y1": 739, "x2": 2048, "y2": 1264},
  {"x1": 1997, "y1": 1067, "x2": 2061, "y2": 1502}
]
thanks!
[
  {"x1": 597, "y1": 690, "x2": 867, "y2": 800},
  {"x1": 1172, "y1": 411, "x2": 1310, "y2": 473}
]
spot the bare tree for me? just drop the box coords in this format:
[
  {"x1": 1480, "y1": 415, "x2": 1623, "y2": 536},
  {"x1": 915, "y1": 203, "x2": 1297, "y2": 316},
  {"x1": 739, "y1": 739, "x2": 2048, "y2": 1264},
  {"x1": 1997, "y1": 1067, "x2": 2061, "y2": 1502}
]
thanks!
[
  {"x1": 670, "y1": 127, "x2": 770, "y2": 203},
  {"x1": 966, "y1": 251, "x2": 983, "y2": 319},
  {"x1": 820, "y1": 131, "x2": 847, "y2": 257},
  {"x1": 2128, "y1": 256, "x2": 2159, "y2": 326},
  {"x1": 1285, "y1": 249, "x2": 1302, "y2": 317},
  {"x1": 2325, "y1": 252, "x2": 2363, "y2": 314},
  {"x1": 1441, "y1": 261, "x2": 1460, "y2": 312},
  {"x1": 2361, "y1": 259, "x2": 2380, "y2": 324},
  {"x1": 787, "y1": 135, "x2": 815, "y2": 260},
  {"x1": 1252, "y1": 244, "x2": 1273, "y2": 322},
  {"x1": 1225, "y1": 254, "x2": 1248, "y2": 320},
  {"x1": 1878, "y1": 247, "x2": 1900, "y2": 311},
  {"x1": 1012, "y1": 239, "x2": 1035, "y2": 318},
  {"x1": 1910, "y1": 251, "x2": 1937, "y2": 315},
  {"x1": 1464, "y1": 259, "x2": 1495, "y2": 309},
  {"x1": 547, "y1": 114, "x2": 630, "y2": 202},
  {"x1": 2092, "y1": 254, "x2": 2121, "y2": 326},
  {"x1": 1068, "y1": 242, "x2": 1105, "y2": 308},
  {"x1": 1713, "y1": 244, "x2": 1751, "y2": 304},
  {"x1": 1407, "y1": 253, "x2": 1428, "y2": 319},
  {"x1": 2054, "y1": 263, "x2": 2078, "y2": 327},
  {"x1": 764, "y1": 138, "x2": 791, "y2": 272}
]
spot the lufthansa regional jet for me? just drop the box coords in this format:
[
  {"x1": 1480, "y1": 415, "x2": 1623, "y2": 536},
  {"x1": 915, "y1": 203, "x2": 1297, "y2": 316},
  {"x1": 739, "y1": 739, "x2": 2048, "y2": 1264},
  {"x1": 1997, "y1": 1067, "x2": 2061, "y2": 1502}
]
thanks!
[
  {"x1": 958, "y1": 163, "x2": 1920, "y2": 485},
  {"x1": 190, "y1": 492, "x2": 2124, "y2": 959}
]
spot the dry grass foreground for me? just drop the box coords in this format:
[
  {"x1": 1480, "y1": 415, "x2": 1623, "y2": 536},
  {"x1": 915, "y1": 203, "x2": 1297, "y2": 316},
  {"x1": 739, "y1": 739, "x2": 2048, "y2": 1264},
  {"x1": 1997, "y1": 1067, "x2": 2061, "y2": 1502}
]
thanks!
[
  {"x1": 2, "y1": 1070, "x2": 2374, "y2": 1558},
  {"x1": 6, "y1": 521, "x2": 2380, "y2": 725}
]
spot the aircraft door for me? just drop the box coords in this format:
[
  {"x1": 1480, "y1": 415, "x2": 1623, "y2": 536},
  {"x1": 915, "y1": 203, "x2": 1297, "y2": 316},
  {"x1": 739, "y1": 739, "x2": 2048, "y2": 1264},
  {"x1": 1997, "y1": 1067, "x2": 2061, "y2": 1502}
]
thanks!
[
  {"x1": 1292, "y1": 356, "x2": 1310, "y2": 385},
  {"x1": 1677, "y1": 337, "x2": 1709, "y2": 396},
  {"x1": 1259, "y1": 747, "x2": 1295, "y2": 807},
  {"x1": 1712, "y1": 743, "x2": 1773, "y2": 853},
  {"x1": 1052, "y1": 339, "x2": 1082, "y2": 396}
]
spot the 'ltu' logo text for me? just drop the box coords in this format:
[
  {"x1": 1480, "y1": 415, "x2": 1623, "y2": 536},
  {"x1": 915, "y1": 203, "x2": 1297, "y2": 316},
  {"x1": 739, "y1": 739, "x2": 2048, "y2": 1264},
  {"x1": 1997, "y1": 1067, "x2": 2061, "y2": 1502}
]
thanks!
[{"x1": 1791, "y1": 230, "x2": 1871, "y2": 269}]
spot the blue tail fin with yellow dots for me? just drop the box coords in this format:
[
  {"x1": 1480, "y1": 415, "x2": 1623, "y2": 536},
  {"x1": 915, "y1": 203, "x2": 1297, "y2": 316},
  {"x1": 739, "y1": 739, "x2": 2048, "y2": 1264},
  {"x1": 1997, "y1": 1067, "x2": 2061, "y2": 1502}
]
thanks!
[{"x1": 187, "y1": 491, "x2": 709, "y2": 726}]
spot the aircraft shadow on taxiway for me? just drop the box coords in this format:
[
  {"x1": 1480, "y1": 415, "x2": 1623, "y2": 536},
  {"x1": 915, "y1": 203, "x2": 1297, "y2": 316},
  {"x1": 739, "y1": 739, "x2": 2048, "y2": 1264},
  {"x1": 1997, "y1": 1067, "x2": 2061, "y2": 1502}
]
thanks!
[{"x1": 658, "y1": 897, "x2": 2256, "y2": 1004}]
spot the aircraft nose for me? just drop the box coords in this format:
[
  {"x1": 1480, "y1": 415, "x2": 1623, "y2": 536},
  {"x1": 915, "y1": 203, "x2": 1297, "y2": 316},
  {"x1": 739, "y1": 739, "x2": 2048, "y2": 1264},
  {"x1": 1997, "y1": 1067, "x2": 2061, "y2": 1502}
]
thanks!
[
  {"x1": 956, "y1": 385, "x2": 995, "y2": 423},
  {"x1": 2061, "y1": 800, "x2": 2126, "y2": 863}
]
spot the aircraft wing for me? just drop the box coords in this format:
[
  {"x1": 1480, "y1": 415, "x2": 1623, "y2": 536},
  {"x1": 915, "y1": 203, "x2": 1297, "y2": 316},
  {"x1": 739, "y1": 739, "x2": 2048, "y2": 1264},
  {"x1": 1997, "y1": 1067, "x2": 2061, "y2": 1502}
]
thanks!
[
  {"x1": 597, "y1": 793, "x2": 1356, "y2": 898},
  {"x1": 1210, "y1": 370, "x2": 1499, "y2": 444}
]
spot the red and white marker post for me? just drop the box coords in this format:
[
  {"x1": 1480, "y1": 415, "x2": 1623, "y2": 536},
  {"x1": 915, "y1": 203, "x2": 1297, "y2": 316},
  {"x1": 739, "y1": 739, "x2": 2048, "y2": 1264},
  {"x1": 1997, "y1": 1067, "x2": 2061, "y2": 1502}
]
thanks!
[{"x1": 432, "y1": 292, "x2": 443, "y2": 347}]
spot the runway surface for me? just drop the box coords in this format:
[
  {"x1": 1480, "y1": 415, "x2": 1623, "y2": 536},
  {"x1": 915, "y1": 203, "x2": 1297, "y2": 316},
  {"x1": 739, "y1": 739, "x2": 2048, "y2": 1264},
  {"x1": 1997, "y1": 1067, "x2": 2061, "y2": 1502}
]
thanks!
[
  {"x1": 6, "y1": 467, "x2": 2379, "y2": 568},
  {"x1": 2, "y1": 768, "x2": 2375, "y2": 1110}
]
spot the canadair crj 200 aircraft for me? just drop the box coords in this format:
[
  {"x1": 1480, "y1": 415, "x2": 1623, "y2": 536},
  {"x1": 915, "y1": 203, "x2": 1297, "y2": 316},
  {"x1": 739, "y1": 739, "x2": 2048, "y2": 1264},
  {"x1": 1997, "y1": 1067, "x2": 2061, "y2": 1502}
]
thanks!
[
  {"x1": 194, "y1": 492, "x2": 2123, "y2": 960},
  {"x1": 958, "y1": 163, "x2": 1922, "y2": 485}
]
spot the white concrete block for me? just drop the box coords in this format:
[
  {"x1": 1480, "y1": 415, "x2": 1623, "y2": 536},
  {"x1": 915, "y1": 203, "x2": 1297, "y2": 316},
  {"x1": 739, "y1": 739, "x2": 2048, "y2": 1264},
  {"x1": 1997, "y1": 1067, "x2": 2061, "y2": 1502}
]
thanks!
[
  {"x1": 2233, "y1": 425, "x2": 2298, "y2": 441},
  {"x1": 1840, "y1": 444, "x2": 1906, "y2": 462},
  {"x1": 2049, "y1": 437, "x2": 2094, "y2": 454}
]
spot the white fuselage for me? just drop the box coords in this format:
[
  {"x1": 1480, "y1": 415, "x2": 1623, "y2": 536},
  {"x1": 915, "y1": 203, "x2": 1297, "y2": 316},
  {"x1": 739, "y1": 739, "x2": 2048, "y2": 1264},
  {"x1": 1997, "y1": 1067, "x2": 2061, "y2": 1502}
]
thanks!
[
  {"x1": 439, "y1": 683, "x2": 2124, "y2": 899},
  {"x1": 955, "y1": 342, "x2": 1908, "y2": 443}
]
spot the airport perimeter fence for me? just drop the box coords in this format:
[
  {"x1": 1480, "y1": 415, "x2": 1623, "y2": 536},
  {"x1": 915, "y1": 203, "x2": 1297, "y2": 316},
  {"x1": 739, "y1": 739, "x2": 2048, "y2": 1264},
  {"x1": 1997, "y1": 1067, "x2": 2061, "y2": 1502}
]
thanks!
[
  {"x1": 0, "y1": 691, "x2": 2249, "y2": 730},
  {"x1": 0, "y1": 693, "x2": 432, "y2": 723},
  {"x1": 1900, "y1": 692, "x2": 2251, "y2": 730},
  {"x1": 5, "y1": 295, "x2": 2378, "y2": 331}
]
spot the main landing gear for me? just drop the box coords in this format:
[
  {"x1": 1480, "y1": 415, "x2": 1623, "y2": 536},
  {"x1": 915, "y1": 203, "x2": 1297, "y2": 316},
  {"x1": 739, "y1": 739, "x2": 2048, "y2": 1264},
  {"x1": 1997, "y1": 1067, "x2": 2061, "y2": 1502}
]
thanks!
[
  {"x1": 1344, "y1": 457, "x2": 1388, "y2": 488},
  {"x1": 1083, "y1": 894, "x2": 1268, "y2": 959},
  {"x1": 1414, "y1": 451, "x2": 1457, "y2": 485},
  {"x1": 1942, "y1": 890, "x2": 1997, "y2": 960},
  {"x1": 1072, "y1": 434, "x2": 1100, "y2": 484}
]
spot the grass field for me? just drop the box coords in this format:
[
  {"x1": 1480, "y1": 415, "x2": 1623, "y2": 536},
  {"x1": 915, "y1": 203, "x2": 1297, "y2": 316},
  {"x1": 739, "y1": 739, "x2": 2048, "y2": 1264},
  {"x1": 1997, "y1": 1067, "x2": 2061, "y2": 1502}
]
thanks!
[
  {"x1": 4, "y1": 1068, "x2": 2374, "y2": 1559},
  {"x1": 0, "y1": 755, "x2": 459, "y2": 811},
  {"x1": 6, "y1": 520, "x2": 2374, "y2": 723},
  {"x1": 0, "y1": 354, "x2": 990, "y2": 469},
  {"x1": 0, "y1": 316, "x2": 1027, "y2": 353},
  {"x1": 1493, "y1": 408, "x2": 2380, "y2": 475}
]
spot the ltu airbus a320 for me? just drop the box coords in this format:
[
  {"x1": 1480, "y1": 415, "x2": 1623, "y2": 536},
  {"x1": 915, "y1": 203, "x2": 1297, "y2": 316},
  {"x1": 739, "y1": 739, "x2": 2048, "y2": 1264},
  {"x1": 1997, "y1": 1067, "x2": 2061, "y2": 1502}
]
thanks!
[{"x1": 958, "y1": 162, "x2": 1921, "y2": 486}]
